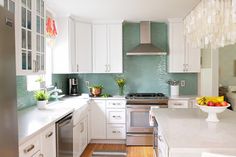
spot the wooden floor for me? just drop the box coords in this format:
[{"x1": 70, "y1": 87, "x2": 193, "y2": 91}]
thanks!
[{"x1": 81, "y1": 144, "x2": 154, "y2": 157}]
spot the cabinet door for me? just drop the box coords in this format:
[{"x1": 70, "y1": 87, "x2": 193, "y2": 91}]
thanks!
[
  {"x1": 107, "y1": 24, "x2": 123, "y2": 73},
  {"x1": 41, "y1": 125, "x2": 56, "y2": 157},
  {"x1": 93, "y1": 24, "x2": 108, "y2": 73},
  {"x1": 18, "y1": 0, "x2": 34, "y2": 74},
  {"x1": 168, "y1": 21, "x2": 185, "y2": 73},
  {"x1": 186, "y1": 42, "x2": 201, "y2": 73},
  {"x1": 35, "y1": 0, "x2": 46, "y2": 74},
  {"x1": 53, "y1": 17, "x2": 75, "y2": 73},
  {"x1": 73, "y1": 117, "x2": 88, "y2": 157},
  {"x1": 91, "y1": 100, "x2": 106, "y2": 139},
  {"x1": 75, "y1": 21, "x2": 92, "y2": 73}
]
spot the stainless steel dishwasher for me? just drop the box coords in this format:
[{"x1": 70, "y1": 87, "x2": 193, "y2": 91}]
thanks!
[{"x1": 56, "y1": 113, "x2": 73, "y2": 157}]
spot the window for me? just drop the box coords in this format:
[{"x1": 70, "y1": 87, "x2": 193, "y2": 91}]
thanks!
[{"x1": 27, "y1": 38, "x2": 53, "y2": 91}]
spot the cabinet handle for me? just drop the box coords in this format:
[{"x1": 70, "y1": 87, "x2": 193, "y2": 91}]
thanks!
[
  {"x1": 108, "y1": 64, "x2": 111, "y2": 72},
  {"x1": 113, "y1": 103, "x2": 121, "y2": 106},
  {"x1": 174, "y1": 103, "x2": 183, "y2": 106},
  {"x1": 24, "y1": 144, "x2": 35, "y2": 153},
  {"x1": 80, "y1": 122, "x2": 84, "y2": 133},
  {"x1": 77, "y1": 64, "x2": 79, "y2": 72},
  {"x1": 45, "y1": 131, "x2": 53, "y2": 138},
  {"x1": 112, "y1": 115, "x2": 121, "y2": 119},
  {"x1": 105, "y1": 65, "x2": 107, "y2": 72},
  {"x1": 158, "y1": 135, "x2": 163, "y2": 142},
  {"x1": 33, "y1": 60, "x2": 36, "y2": 72},
  {"x1": 112, "y1": 130, "x2": 121, "y2": 134}
]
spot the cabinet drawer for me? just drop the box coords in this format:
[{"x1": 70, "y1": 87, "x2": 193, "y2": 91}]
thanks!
[
  {"x1": 168, "y1": 100, "x2": 189, "y2": 108},
  {"x1": 19, "y1": 135, "x2": 41, "y2": 157},
  {"x1": 106, "y1": 100, "x2": 126, "y2": 109},
  {"x1": 107, "y1": 124, "x2": 126, "y2": 139},
  {"x1": 106, "y1": 109, "x2": 125, "y2": 123}
]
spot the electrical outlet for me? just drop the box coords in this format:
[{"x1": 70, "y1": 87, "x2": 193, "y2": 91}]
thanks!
[
  {"x1": 85, "y1": 81, "x2": 90, "y2": 87},
  {"x1": 180, "y1": 80, "x2": 186, "y2": 87}
]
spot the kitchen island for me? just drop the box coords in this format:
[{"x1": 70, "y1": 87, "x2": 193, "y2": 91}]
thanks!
[{"x1": 151, "y1": 108, "x2": 236, "y2": 157}]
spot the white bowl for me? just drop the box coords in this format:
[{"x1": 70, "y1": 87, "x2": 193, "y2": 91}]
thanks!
[{"x1": 196, "y1": 104, "x2": 230, "y2": 122}]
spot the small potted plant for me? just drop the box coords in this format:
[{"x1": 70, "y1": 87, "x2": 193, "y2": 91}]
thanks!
[
  {"x1": 34, "y1": 90, "x2": 49, "y2": 109},
  {"x1": 116, "y1": 77, "x2": 126, "y2": 96},
  {"x1": 89, "y1": 84, "x2": 104, "y2": 97}
]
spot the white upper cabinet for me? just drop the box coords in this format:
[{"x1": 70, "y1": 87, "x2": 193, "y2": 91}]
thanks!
[
  {"x1": 6, "y1": 0, "x2": 46, "y2": 75},
  {"x1": 53, "y1": 17, "x2": 75, "y2": 74},
  {"x1": 168, "y1": 18, "x2": 200, "y2": 73},
  {"x1": 93, "y1": 22, "x2": 123, "y2": 73},
  {"x1": 53, "y1": 18, "x2": 93, "y2": 74},
  {"x1": 75, "y1": 21, "x2": 92, "y2": 73}
]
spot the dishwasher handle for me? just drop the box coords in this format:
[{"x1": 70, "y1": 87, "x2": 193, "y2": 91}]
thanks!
[{"x1": 57, "y1": 113, "x2": 73, "y2": 127}]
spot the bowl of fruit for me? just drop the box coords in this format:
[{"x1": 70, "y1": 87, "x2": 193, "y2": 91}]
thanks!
[{"x1": 196, "y1": 96, "x2": 230, "y2": 122}]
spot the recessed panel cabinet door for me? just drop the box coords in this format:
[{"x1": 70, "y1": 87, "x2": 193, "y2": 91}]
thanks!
[
  {"x1": 186, "y1": 42, "x2": 201, "y2": 73},
  {"x1": 91, "y1": 100, "x2": 106, "y2": 139},
  {"x1": 93, "y1": 24, "x2": 108, "y2": 73},
  {"x1": 168, "y1": 21, "x2": 185, "y2": 73},
  {"x1": 108, "y1": 24, "x2": 123, "y2": 73},
  {"x1": 76, "y1": 22, "x2": 92, "y2": 73}
]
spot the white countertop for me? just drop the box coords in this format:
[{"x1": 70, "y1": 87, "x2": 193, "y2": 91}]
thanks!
[
  {"x1": 152, "y1": 108, "x2": 236, "y2": 156},
  {"x1": 18, "y1": 97, "x2": 89, "y2": 145}
]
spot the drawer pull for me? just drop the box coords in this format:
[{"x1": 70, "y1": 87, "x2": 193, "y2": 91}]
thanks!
[
  {"x1": 174, "y1": 103, "x2": 183, "y2": 106},
  {"x1": 45, "y1": 132, "x2": 53, "y2": 138},
  {"x1": 39, "y1": 154, "x2": 44, "y2": 157},
  {"x1": 112, "y1": 131, "x2": 121, "y2": 134},
  {"x1": 24, "y1": 144, "x2": 35, "y2": 153},
  {"x1": 113, "y1": 103, "x2": 121, "y2": 106},
  {"x1": 112, "y1": 115, "x2": 121, "y2": 119}
]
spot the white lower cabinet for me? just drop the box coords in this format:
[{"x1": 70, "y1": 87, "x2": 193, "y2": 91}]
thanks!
[
  {"x1": 158, "y1": 129, "x2": 169, "y2": 157},
  {"x1": 41, "y1": 125, "x2": 56, "y2": 157},
  {"x1": 73, "y1": 116, "x2": 88, "y2": 157},
  {"x1": 19, "y1": 124, "x2": 56, "y2": 157},
  {"x1": 91, "y1": 100, "x2": 106, "y2": 139},
  {"x1": 168, "y1": 98, "x2": 197, "y2": 108},
  {"x1": 91, "y1": 99, "x2": 126, "y2": 140}
]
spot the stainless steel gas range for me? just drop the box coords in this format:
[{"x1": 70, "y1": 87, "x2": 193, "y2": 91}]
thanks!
[{"x1": 126, "y1": 93, "x2": 168, "y2": 146}]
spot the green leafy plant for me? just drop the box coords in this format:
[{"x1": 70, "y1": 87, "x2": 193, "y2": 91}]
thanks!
[{"x1": 34, "y1": 90, "x2": 49, "y2": 101}]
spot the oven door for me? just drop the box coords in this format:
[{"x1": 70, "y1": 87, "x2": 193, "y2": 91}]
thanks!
[{"x1": 126, "y1": 105, "x2": 153, "y2": 133}]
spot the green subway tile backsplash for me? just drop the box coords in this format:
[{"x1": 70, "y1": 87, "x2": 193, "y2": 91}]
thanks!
[
  {"x1": 16, "y1": 22, "x2": 198, "y2": 110},
  {"x1": 17, "y1": 74, "x2": 69, "y2": 110}
]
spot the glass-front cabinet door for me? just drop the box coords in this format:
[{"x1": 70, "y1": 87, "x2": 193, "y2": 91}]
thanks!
[
  {"x1": 35, "y1": 0, "x2": 45, "y2": 72},
  {"x1": 4, "y1": 0, "x2": 46, "y2": 75},
  {"x1": 20, "y1": 0, "x2": 32, "y2": 72}
]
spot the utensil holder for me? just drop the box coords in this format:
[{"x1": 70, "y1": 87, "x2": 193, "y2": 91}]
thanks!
[{"x1": 170, "y1": 85, "x2": 179, "y2": 96}]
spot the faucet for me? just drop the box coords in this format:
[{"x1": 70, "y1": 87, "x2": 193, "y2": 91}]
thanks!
[{"x1": 48, "y1": 83, "x2": 63, "y2": 101}]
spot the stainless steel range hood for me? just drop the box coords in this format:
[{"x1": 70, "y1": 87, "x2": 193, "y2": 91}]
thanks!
[{"x1": 127, "y1": 21, "x2": 167, "y2": 56}]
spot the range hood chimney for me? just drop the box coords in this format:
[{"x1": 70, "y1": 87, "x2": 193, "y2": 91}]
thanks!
[{"x1": 126, "y1": 21, "x2": 167, "y2": 56}]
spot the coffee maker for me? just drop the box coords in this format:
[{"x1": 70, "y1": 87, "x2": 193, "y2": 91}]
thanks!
[{"x1": 69, "y1": 78, "x2": 79, "y2": 96}]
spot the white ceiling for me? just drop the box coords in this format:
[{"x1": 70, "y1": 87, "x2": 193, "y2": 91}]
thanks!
[{"x1": 46, "y1": 0, "x2": 200, "y2": 22}]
